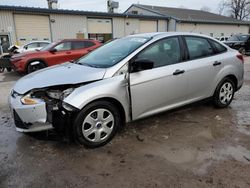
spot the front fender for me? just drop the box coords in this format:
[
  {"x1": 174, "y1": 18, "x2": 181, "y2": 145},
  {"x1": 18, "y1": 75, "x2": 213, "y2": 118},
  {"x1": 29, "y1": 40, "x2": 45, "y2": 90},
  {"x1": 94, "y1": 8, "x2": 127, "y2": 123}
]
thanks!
[{"x1": 64, "y1": 74, "x2": 131, "y2": 122}]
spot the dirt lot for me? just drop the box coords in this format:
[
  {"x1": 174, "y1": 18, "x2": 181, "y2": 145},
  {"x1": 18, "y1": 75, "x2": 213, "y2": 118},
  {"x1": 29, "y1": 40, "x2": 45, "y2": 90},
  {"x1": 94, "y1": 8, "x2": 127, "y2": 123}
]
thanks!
[{"x1": 0, "y1": 58, "x2": 250, "y2": 188}]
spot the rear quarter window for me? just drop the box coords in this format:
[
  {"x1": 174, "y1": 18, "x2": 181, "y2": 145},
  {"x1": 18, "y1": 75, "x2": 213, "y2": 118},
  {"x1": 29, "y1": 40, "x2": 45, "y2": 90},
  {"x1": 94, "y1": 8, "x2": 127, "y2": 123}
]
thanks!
[{"x1": 210, "y1": 40, "x2": 227, "y2": 54}]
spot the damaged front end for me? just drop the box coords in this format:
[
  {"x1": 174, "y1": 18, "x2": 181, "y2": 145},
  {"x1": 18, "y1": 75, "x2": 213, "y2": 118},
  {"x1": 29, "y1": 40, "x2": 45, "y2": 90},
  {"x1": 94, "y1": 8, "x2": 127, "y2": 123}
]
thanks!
[{"x1": 10, "y1": 85, "x2": 80, "y2": 133}]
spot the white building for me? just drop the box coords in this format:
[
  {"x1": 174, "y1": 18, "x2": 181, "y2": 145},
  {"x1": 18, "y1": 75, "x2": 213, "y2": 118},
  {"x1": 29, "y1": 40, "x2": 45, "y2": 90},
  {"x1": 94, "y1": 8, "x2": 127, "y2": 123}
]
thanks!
[
  {"x1": 125, "y1": 4, "x2": 250, "y2": 38},
  {"x1": 0, "y1": 4, "x2": 249, "y2": 50}
]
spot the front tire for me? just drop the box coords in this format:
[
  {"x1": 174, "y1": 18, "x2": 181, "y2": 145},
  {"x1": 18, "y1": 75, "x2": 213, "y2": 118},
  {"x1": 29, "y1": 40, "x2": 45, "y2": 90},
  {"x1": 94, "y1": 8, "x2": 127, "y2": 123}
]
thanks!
[
  {"x1": 73, "y1": 101, "x2": 121, "y2": 148},
  {"x1": 27, "y1": 61, "x2": 46, "y2": 74},
  {"x1": 213, "y1": 78, "x2": 235, "y2": 108}
]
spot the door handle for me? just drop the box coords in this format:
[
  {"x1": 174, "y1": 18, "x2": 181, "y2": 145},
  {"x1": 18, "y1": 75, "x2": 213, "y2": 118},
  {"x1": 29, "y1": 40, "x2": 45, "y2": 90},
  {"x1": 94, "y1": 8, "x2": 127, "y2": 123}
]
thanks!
[
  {"x1": 213, "y1": 61, "x2": 222, "y2": 66},
  {"x1": 66, "y1": 52, "x2": 71, "y2": 54},
  {"x1": 87, "y1": 49, "x2": 93, "y2": 52},
  {"x1": 173, "y1": 69, "x2": 185, "y2": 76}
]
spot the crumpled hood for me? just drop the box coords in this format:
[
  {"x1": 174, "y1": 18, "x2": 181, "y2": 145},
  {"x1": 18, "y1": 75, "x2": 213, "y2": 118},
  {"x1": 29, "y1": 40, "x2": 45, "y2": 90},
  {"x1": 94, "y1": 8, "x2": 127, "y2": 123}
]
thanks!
[{"x1": 13, "y1": 63, "x2": 106, "y2": 94}]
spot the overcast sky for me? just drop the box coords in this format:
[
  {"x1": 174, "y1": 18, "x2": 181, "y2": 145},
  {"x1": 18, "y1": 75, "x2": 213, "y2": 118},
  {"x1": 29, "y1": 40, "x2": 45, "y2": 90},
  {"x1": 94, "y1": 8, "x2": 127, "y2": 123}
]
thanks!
[{"x1": 0, "y1": 0, "x2": 221, "y2": 13}]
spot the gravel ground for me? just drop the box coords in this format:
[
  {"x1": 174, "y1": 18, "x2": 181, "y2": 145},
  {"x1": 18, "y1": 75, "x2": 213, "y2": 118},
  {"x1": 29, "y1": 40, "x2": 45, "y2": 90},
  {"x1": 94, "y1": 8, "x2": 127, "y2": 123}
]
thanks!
[{"x1": 0, "y1": 57, "x2": 250, "y2": 188}]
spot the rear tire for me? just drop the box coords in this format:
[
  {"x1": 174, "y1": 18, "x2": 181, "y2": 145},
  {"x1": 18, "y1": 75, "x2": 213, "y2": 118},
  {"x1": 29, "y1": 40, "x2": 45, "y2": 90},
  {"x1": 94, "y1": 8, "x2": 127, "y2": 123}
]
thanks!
[
  {"x1": 239, "y1": 47, "x2": 246, "y2": 55},
  {"x1": 26, "y1": 61, "x2": 46, "y2": 74},
  {"x1": 213, "y1": 78, "x2": 235, "y2": 108},
  {"x1": 73, "y1": 101, "x2": 121, "y2": 148}
]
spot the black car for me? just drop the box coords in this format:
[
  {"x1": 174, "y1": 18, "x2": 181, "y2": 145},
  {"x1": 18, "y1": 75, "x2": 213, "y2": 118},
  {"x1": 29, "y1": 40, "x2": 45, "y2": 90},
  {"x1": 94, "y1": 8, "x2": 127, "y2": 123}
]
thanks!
[{"x1": 224, "y1": 34, "x2": 250, "y2": 55}]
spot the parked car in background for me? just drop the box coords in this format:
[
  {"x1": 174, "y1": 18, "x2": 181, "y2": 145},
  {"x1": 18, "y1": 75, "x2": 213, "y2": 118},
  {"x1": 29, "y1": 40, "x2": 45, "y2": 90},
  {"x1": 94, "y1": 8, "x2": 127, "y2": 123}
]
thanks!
[
  {"x1": 10, "y1": 39, "x2": 101, "y2": 73},
  {"x1": 0, "y1": 41, "x2": 51, "y2": 73},
  {"x1": 9, "y1": 32, "x2": 244, "y2": 148},
  {"x1": 224, "y1": 34, "x2": 250, "y2": 55},
  {"x1": 216, "y1": 36, "x2": 229, "y2": 42},
  {"x1": 14, "y1": 41, "x2": 51, "y2": 53}
]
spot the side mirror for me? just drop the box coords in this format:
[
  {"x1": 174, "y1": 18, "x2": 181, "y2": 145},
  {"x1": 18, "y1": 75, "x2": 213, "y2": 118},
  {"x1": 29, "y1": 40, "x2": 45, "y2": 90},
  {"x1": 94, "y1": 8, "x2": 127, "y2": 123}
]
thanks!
[
  {"x1": 24, "y1": 46, "x2": 28, "y2": 50},
  {"x1": 49, "y1": 48, "x2": 57, "y2": 53},
  {"x1": 131, "y1": 59, "x2": 154, "y2": 72}
]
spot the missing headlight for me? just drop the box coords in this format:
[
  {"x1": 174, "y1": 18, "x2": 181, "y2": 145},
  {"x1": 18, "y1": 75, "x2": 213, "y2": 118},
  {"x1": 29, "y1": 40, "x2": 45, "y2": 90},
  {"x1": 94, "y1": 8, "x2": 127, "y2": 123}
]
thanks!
[
  {"x1": 62, "y1": 102, "x2": 78, "y2": 111},
  {"x1": 62, "y1": 88, "x2": 75, "y2": 100},
  {"x1": 46, "y1": 90, "x2": 62, "y2": 100}
]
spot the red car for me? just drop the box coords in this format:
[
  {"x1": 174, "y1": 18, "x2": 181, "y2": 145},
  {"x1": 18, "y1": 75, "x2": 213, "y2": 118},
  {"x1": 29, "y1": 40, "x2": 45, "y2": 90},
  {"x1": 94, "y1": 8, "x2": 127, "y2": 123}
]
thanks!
[{"x1": 10, "y1": 39, "x2": 101, "y2": 73}]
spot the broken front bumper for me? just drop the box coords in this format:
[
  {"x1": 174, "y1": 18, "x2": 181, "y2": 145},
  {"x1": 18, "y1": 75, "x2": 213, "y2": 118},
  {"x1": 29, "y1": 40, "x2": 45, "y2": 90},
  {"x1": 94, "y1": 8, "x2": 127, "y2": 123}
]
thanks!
[{"x1": 9, "y1": 93, "x2": 53, "y2": 132}]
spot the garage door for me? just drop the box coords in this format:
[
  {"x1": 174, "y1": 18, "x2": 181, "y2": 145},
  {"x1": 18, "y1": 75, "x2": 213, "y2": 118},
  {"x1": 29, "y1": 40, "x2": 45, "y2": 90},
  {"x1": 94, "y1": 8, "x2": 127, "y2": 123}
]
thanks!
[
  {"x1": 14, "y1": 14, "x2": 51, "y2": 45},
  {"x1": 139, "y1": 20, "x2": 157, "y2": 33},
  {"x1": 88, "y1": 18, "x2": 112, "y2": 34}
]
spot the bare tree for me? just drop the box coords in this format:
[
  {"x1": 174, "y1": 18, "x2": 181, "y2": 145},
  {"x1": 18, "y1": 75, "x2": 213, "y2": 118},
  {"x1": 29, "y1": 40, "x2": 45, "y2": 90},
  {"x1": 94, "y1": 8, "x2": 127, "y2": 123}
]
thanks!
[
  {"x1": 218, "y1": 0, "x2": 228, "y2": 15},
  {"x1": 201, "y1": 6, "x2": 212, "y2": 12},
  {"x1": 218, "y1": 0, "x2": 250, "y2": 20},
  {"x1": 229, "y1": 0, "x2": 250, "y2": 20}
]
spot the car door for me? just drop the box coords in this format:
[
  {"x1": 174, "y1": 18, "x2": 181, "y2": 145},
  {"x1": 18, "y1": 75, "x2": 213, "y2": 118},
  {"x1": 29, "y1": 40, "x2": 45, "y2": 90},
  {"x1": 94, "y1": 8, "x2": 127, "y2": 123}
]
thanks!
[
  {"x1": 47, "y1": 41, "x2": 74, "y2": 66},
  {"x1": 129, "y1": 37, "x2": 188, "y2": 120},
  {"x1": 183, "y1": 36, "x2": 225, "y2": 102}
]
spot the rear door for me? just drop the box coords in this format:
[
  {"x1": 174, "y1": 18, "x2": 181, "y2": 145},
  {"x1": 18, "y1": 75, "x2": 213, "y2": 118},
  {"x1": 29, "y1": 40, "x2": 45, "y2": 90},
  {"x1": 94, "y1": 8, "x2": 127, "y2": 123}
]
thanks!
[
  {"x1": 183, "y1": 36, "x2": 226, "y2": 101},
  {"x1": 129, "y1": 36, "x2": 188, "y2": 120}
]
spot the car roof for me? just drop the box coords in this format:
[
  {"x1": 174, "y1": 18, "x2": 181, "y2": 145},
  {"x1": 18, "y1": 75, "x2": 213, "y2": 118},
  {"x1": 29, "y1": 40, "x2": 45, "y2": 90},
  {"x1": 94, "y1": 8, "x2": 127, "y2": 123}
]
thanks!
[
  {"x1": 60, "y1": 39, "x2": 99, "y2": 42},
  {"x1": 127, "y1": 32, "x2": 215, "y2": 40},
  {"x1": 26, "y1": 41, "x2": 50, "y2": 44}
]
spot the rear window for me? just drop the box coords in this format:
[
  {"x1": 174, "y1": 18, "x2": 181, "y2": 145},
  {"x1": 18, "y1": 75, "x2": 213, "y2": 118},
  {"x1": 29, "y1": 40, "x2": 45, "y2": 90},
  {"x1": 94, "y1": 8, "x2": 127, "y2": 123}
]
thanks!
[
  {"x1": 72, "y1": 41, "x2": 96, "y2": 49},
  {"x1": 228, "y1": 35, "x2": 249, "y2": 42},
  {"x1": 185, "y1": 37, "x2": 214, "y2": 59},
  {"x1": 210, "y1": 40, "x2": 227, "y2": 54},
  {"x1": 39, "y1": 42, "x2": 49, "y2": 48},
  {"x1": 73, "y1": 41, "x2": 85, "y2": 50},
  {"x1": 85, "y1": 41, "x2": 96, "y2": 48},
  {"x1": 26, "y1": 43, "x2": 39, "y2": 49},
  {"x1": 238, "y1": 35, "x2": 250, "y2": 42}
]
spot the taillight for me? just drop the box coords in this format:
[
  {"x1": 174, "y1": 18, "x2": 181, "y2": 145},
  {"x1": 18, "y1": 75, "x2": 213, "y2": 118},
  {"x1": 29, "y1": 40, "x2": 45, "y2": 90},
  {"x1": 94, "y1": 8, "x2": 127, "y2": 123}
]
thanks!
[{"x1": 236, "y1": 54, "x2": 244, "y2": 64}]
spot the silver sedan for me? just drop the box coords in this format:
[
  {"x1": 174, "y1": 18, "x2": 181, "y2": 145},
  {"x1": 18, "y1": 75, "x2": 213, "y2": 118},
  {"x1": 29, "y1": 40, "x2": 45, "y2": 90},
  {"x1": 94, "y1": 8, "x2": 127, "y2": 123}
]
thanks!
[{"x1": 9, "y1": 32, "x2": 244, "y2": 148}]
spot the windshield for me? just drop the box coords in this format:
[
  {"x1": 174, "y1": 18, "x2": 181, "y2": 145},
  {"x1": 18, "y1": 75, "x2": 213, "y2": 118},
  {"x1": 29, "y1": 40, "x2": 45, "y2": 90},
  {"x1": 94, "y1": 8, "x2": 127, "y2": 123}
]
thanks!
[
  {"x1": 228, "y1": 35, "x2": 249, "y2": 42},
  {"x1": 40, "y1": 41, "x2": 57, "y2": 51},
  {"x1": 76, "y1": 37, "x2": 151, "y2": 68}
]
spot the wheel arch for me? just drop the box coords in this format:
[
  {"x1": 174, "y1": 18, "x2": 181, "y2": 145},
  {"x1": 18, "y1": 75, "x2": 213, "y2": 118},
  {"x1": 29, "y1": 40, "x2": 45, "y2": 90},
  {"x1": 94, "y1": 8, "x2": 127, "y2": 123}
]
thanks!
[
  {"x1": 213, "y1": 74, "x2": 238, "y2": 97},
  {"x1": 224, "y1": 74, "x2": 238, "y2": 90},
  {"x1": 25, "y1": 58, "x2": 48, "y2": 72},
  {"x1": 80, "y1": 97, "x2": 127, "y2": 126}
]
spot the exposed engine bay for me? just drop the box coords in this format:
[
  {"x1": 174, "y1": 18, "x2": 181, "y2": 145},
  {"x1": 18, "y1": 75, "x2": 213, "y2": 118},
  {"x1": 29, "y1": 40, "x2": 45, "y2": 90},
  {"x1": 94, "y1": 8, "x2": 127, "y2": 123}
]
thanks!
[{"x1": 20, "y1": 85, "x2": 80, "y2": 134}]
